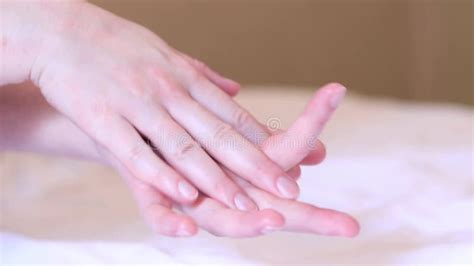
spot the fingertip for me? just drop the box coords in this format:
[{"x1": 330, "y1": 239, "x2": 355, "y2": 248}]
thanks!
[
  {"x1": 276, "y1": 176, "x2": 300, "y2": 199},
  {"x1": 220, "y1": 82, "x2": 241, "y2": 97},
  {"x1": 327, "y1": 84, "x2": 347, "y2": 109},
  {"x1": 323, "y1": 82, "x2": 347, "y2": 93},
  {"x1": 287, "y1": 166, "x2": 302, "y2": 179},
  {"x1": 147, "y1": 205, "x2": 197, "y2": 237},
  {"x1": 340, "y1": 215, "x2": 360, "y2": 238},
  {"x1": 175, "y1": 216, "x2": 199, "y2": 237},
  {"x1": 316, "y1": 140, "x2": 327, "y2": 163},
  {"x1": 328, "y1": 212, "x2": 360, "y2": 238},
  {"x1": 177, "y1": 180, "x2": 199, "y2": 203},
  {"x1": 304, "y1": 208, "x2": 359, "y2": 237},
  {"x1": 310, "y1": 82, "x2": 346, "y2": 104},
  {"x1": 301, "y1": 140, "x2": 326, "y2": 165},
  {"x1": 223, "y1": 79, "x2": 241, "y2": 96},
  {"x1": 258, "y1": 209, "x2": 285, "y2": 234},
  {"x1": 227, "y1": 89, "x2": 239, "y2": 97}
]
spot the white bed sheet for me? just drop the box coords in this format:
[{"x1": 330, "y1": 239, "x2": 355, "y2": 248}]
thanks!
[{"x1": 1, "y1": 86, "x2": 472, "y2": 265}]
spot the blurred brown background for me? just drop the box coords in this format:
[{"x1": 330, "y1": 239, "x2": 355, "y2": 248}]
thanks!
[{"x1": 92, "y1": 0, "x2": 472, "y2": 105}]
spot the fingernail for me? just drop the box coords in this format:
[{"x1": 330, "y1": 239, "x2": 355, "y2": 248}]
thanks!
[
  {"x1": 178, "y1": 181, "x2": 198, "y2": 200},
  {"x1": 276, "y1": 176, "x2": 299, "y2": 199},
  {"x1": 261, "y1": 225, "x2": 284, "y2": 235},
  {"x1": 234, "y1": 192, "x2": 258, "y2": 211},
  {"x1": 329, "y1": 85, "x2": 346, "y2": 109},
  {"x1": 224, "y1": 78, "x2": 240, "y2": 86},
  {"x1": 176, "y1": 224, "x2": 193, "y2": 237}
]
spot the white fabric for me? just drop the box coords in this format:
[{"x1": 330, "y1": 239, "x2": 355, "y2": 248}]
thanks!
[{"x1": 1, "y1": 86, "x2": 472, "y2": 265}]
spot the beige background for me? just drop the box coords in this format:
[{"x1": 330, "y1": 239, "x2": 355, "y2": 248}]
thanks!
[{"x1": 92, "y1": 0, "x2": 473, "y2": 105}]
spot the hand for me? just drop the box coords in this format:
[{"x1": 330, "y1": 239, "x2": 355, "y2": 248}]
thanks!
[
  {"x1": 0, "y1": 81, "x2": 358, "y2": 237},
  {"x1": 1, "y1": 1, "x2": 299, "y2": 210},
  {"x1": 0, "y1": 80, "x2": 358, "y2": 237},
  {"x1": 118, "y1": 83, "x2": 360, "y2": 237}
]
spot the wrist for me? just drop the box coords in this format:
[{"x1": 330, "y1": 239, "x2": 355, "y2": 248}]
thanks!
[
  {"x1": 0, "y1": 81, "x2": 104, "y2": 164},
  {"x1": 0, "y1": 0, "x2": 85, "y2": 86}
]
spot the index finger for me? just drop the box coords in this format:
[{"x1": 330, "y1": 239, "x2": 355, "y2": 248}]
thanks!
[
  {"x1": 175, "y1": 60, "x2": 271, "y2": 144},
  {"x1": 262, "y1": 83, "x2": 346, "y2": 170}
]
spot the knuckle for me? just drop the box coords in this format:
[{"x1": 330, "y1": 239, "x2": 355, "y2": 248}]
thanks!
[
  {"x1": 172, "y1": 138, "x2": 198, "y2": 160},
  {"x1": 156, "y1": 75, "x2": 188, "y2": 100},
  {"x1": 83, "y1": 104, "x2": 114, "y2": 140},
  {"x1": 170, "y1": 54, "x2": 191, "y2": 68},
  {"x1": 232, "y1": 108, "x2": 252, "y2": 130},
  {"x1": 172, "y1": 56, "x2": 205, "y2": 84},
  {"x1": 145, "y1": 62, "x2": 164, "y2": 78},
  {"x1": 125, "y1": 76, "x2": 148, "y2": 98},
  {"x1": 144, "y1": 64, "x2": 182, "y2": 97},
  {"x1": 89, "y1": 99, "x2": 112, "y2": 118},
  {"x1": 126, "y1": 142, "x2": 147, "y2": 163},
  {"x1": 191, "y1": 58, "x2": 206, "y2": 71},
  {"x1": 186, "y1": 67, "x2": 205, "y2": 84},
  {"x1": 213, "y1": 123, "x2": 234, "y2": 142},
  {"x1": 303, "y1": 206, "x2": 321, "y2": 223}
]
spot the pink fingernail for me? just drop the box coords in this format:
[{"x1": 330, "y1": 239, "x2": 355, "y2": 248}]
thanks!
[
  {"x1": 224, "y1": 78, "x2": 240, "y2": 87},
  {"x1": 178, "y1": 181, "x2": 198, "y2": 200},
  {"x1": 276, "y1": 176, "x2": 300, "y2": 199},
  {"x1": 234, "y1": 192, "x2": 258, "y2": 211},
  {"x1": 329, "y1": 85, "x2": 347, "y2": 109}
]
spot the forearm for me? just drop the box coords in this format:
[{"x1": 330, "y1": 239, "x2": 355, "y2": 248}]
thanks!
[
  {"x1": 0, "y1": 0, "x2": 84, "y2": 85},
  {"x1": 0, "y1": 81, "x2": 102, "y2": 162}
]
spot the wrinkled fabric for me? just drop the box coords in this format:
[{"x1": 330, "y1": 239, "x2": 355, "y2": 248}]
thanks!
[{"x1": 1, "y1": 87, "x2": 472, "y2": 265}]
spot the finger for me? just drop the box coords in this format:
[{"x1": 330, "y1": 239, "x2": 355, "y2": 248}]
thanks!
[
  {"x1": 300, "y1": 139, "x2": 326, "y2": 165},
  {"x1": 180, "y1": 196, "x2": 285, "y2": 237},
  {"x1": 84, "y1": 114, "x2": 198, "y2": 204},
  {"x1": 287, "y1": 166, "x2": 301, "y2": 179},
  {"x1": 226, "y1": 168, "x2": 359, "y2": 237},
  {"x1": 262, "y1": 83, "x2": 346, "y2": 170},
  {"x1": 215, "y1": 83, "x2": 357, "y2": 237},
  {"x1": 129, "y1": 176, "x2": 198, "y2": 237},
  {"x1": 161, "y1": 92, "x2": 299, "y2": 199},
  {"x1": 125, "y1": 161, "x2": 283, "y2": 238},
  {"x1": 190, "y1": 82, "x2": 269, "y2": 144},
  {"x1": 102, "y1": 148, "x2": 198, "y2": 237},
  {"x1": 180, "y1": 53, "x2": 241, "y2": 96},
  {"x1": 124, "y1": 102, "x2": 257, "y2": 211},
  {"x1": 258, "y1": 124, "x2": 326, "y2": 166},
  {"x1": 114, "y1": 142, "x2": 283, "y2": 238},
  {"x1": 242, "y1": 183, "x2": 360, "y2": 237},
  {"x1": 173, "y1": 57, "x2": 269, "y2": 144}
]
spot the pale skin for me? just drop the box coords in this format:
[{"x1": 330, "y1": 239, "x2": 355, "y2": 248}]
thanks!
[
  {"x1": 2, "y1": 0, "x2": 301, "y2": 211},
  {"x1": 0, "y1": 0, "x2": 359, "y2": 237},
  {"x1": 1, "y1": 81, "x2": 359, "y2": 237}
]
